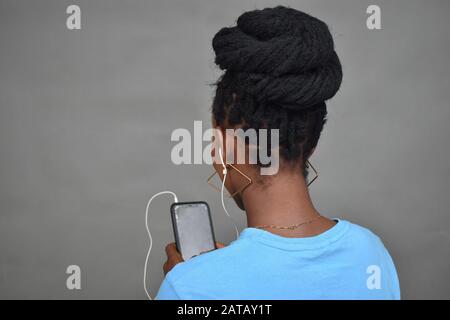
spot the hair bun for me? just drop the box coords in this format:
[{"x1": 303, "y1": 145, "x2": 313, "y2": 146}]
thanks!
[{"x1": 212, "y1": 6, "x2": 342, "y2": 111}]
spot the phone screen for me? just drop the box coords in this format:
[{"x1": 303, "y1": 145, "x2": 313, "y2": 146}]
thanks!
[{"x1": 171, "y1": 202, "x2": 216, "y2": 260}]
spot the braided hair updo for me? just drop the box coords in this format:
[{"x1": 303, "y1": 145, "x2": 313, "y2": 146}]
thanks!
[{"x1": 212, "y1": 6, "x2": 342, "y2": 176}]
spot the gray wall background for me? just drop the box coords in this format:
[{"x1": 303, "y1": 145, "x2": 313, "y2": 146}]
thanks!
[{"x1": 0, "y1": 0, "x2": 449, "y2": 299}]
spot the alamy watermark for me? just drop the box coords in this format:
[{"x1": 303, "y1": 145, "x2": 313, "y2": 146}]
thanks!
[
  {"x1": 66, "y1": 265, "x2": 81, "y2": 290},
  {"x1": 366, "y1": 5, "x2": 381, "y2": 30},
  {"x1": 170, "y1": 121, "x2": 280, "y2": 175},
  {"x1": 66, "y1": 5, "x2": 81, "y2": 30},
  {"x1": 366, "y1": 264, "x2": 382, "y2": 290}
]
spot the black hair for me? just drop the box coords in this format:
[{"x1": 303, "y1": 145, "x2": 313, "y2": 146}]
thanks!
[{"x1": 211, "y1": 6, "x2": 342, "y2": 177}]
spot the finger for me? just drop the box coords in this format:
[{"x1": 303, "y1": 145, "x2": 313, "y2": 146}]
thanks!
[
  {"x1": 165, "y1": 243, "x2": 180, "y2": 256},
  {"x1": 216, "y1": 242, "x2": 226, "y2": 248}
]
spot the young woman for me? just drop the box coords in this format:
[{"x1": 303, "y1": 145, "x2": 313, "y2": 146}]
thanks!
[{"x1": 157, "y1": 6, "x2": 400, "y2": 300}]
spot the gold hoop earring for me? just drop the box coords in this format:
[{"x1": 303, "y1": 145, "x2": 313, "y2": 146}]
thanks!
[
  {"x1": 306, "y1": 160, "x2": 318, "y2": 187},
  {"x1": 207, "y1": 164, "x2": 252, "y2": 197}
]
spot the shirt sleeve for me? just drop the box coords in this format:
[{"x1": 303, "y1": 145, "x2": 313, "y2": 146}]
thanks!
[
  {"x1": 155, "y1": 274, "x2": 182, "y2": 300},
  {"x1": 383, "y1": 247, "x2": 401, "y2": 300}
]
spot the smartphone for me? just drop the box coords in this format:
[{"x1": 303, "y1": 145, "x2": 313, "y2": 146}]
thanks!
[{"x1": 170, "y1": 201, "x2": 216, "y2": 261}]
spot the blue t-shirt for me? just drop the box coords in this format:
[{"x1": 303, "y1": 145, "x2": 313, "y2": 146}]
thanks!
[{"x1": 156, "y1": 219, "x2": 400, "y2": 299}]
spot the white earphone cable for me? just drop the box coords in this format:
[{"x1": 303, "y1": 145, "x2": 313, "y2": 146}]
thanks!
[
  {"x1": 218, "y1": 148, "x2": 240, "y2": 239},
  {"x1": 143, "y1": 148, "x2": 238, "y2": 299},
  {"x1": 144, "y1": 190, "x2": 178, "y2": 300}
]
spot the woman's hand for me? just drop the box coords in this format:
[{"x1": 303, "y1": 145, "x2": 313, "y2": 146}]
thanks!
[{"x1": 163, "y1": 242, "x2": 226, "y2": 275}]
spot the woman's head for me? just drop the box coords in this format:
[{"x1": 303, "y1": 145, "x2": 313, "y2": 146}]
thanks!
[{"x1": 211, "y1": 6, "x2": 342, "y2": 203}]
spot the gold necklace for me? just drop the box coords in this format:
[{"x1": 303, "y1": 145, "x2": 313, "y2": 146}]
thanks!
[{"x1": 254, "y1": 215, "x2": 323, "y2": 230}]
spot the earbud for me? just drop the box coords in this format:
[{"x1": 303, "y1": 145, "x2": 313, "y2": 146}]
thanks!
[{"x1": 218, "y1": 147, "x2": 227, "y2": 176}]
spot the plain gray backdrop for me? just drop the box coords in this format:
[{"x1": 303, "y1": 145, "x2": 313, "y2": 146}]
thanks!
[{"x1": 0, "y1": 0, "x2": 449, "y2": 299}]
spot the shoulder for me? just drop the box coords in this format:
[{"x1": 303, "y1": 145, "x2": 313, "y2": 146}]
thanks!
[
  {"x1": 339, "y1": 219, "x2": 395, "y2": 262},
  {"x1": 343, "y1": 220, "x2": 385, "y2": 246},
  {"x1": 343, "y1": 220, "x2": 400, "y2": 298}
]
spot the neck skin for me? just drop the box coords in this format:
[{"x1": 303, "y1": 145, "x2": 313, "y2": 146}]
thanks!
[{"x1": 240, "y1": 169, "x2": 335, "y2": 238}]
